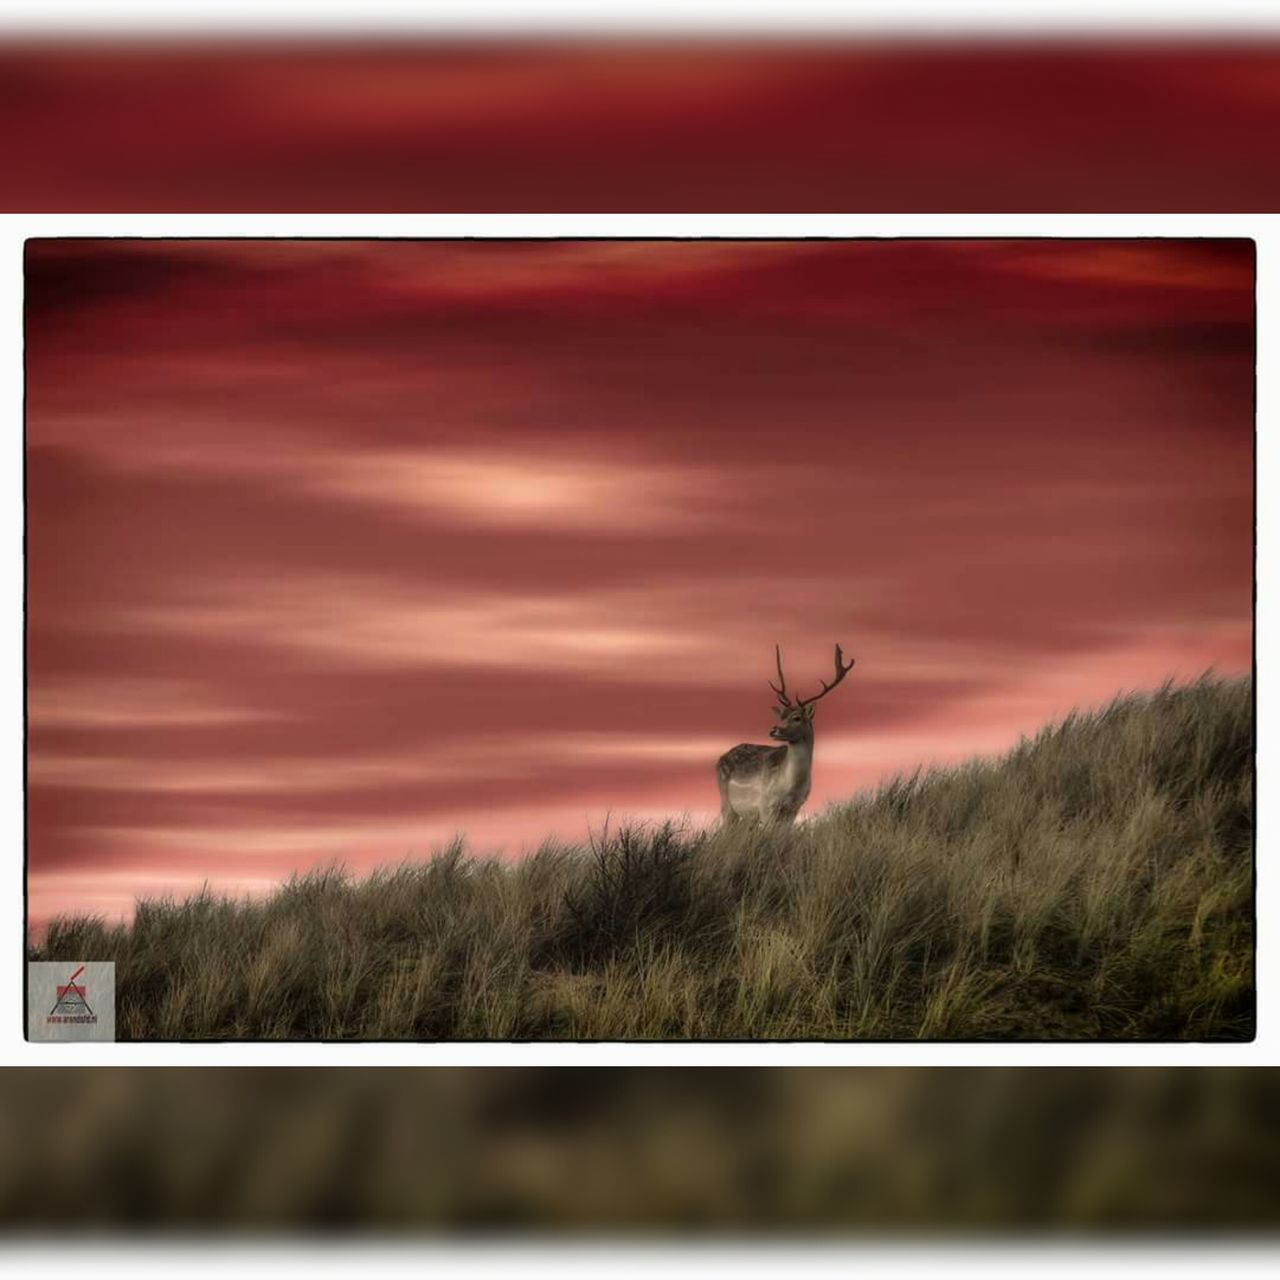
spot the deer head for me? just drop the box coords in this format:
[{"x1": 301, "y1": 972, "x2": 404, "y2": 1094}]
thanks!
[{"x1": 767, "y1": 643, "x2": 855, "y2": 743}]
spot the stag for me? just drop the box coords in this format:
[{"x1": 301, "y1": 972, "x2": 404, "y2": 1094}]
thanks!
[{"x1": 716, "y1": 643, "x2": 855, "y2": 826}]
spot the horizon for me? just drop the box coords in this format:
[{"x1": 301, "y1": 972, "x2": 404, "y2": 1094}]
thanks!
[
  {"x1": 26, "y1": 671, "x2": 1251, "y2": 937},
  {"x1": 25, "y1": 238, "x2": 1254, "y2": 925}
]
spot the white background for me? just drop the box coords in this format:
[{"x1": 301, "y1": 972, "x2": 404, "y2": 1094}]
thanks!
[
  {"x1": 3, "y1": 1246, "x2": 1280, "y2": 1280},
  {"x1": 0, "y1": 6, "x2": 1276, "y2": 1276},
  {"x1": 2, "y1": 212, "x2": 1268, "y2": 1067},
  {"x1": 4, "y1": 0, "x2": 1280, "y2": 32}
]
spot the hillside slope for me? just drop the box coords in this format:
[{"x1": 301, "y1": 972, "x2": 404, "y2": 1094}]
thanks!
[{"x1": 32, "y1": 676, "x2": 1254, "y2": 1040}]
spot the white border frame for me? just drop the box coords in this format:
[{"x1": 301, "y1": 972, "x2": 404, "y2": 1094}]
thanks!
[
  {"x1": 4, "y1": 0, "x2": 1280, "y2": 33},
  {"x1": 3, "y1": 212, "x2": 1268, "y2": 1065}
]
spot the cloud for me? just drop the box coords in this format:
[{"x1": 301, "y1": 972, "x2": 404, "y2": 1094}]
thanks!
[
  {"x1": 28, "y1": 751, "x2": 436, "y2": 795},
  {"x1": 27, "y1": 676, "x2": 279, "y2": 729},
  {"x1": 5, "y1": 44, "x2": 1280, "y2": 212},
  {"x1": 113, "y1": 575, "x2": 751, "y2": 676},
  {"x1": 996, "y1": 240, "x2": 1255, "y2": 292},
  {"x1": 305, "y1": 448, "x2": 721, "y2": 532}
]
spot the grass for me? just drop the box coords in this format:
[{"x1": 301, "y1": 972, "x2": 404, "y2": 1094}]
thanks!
[
  {"x1": 30, "y1": 675, "x2": 1254, "y2": 1040},
  {"x1": 4, "y1": 1068, "x2": 1278, "y2": 1230}
]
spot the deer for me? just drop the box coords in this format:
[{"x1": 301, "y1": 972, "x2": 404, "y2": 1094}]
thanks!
[{"x1": 716, "y1": 643, "x2": 855, "y2": 826}]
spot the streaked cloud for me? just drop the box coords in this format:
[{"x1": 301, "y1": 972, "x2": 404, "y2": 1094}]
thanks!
[
  {"x1": 120, "y1": 576, "x2": 719, "y2": 674},
  {"x1": 307, "y1": 448, "x2": 721, "y2": 531},
  {"x1": 28, "y1": 676, "x2": 278, "y2": 729}
]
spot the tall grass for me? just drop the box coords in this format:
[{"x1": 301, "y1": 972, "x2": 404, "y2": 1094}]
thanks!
[
  {"x1": 4, "y1": 1068, "x2": 1278, "y2": 1230},
  {"x1": 31, "y1": 676, "x2": 1253, "y2": 1040}
]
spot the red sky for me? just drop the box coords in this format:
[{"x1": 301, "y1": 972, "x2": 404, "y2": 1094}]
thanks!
[
  {"x1": 3, "y1": 42, "x2": 1280, "y2": 209},
  {"x1": 25, "y1": 239, "x2": 1253, "y2": 926}
]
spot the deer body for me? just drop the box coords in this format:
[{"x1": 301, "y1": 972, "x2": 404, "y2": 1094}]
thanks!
[
  {"x1": 717, "y1": 736, "x2": 812, "y2": 825},
  {"x1": 716, "y1": 643, "x2": 854, "y2": 827}
]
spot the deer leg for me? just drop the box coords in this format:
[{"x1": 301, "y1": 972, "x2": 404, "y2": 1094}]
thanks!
[{"x1": 717, "y1": 768, "x2": 739, "y2": 826}]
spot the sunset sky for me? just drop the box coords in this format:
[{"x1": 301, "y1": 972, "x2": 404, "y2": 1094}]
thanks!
[
  {"x1": 25, "y1": 239, "x2": 1253, "y2": 925},
  {"x1": 3, "y1": 43, "x2": 1280, "y2": 210}
]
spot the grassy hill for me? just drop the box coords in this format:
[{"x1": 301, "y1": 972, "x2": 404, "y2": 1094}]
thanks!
[{"x1": 31, "y1": 676, "x2": 1254, "y2": 1040}]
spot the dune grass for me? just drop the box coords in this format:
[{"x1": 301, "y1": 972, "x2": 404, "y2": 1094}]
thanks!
[
  {"x1": 31, "y1": 675, "x2": 1254, "y2": 1041},
  {"x1": 4, "y1": 1068, "x2": 1279, "y2": 1230}
]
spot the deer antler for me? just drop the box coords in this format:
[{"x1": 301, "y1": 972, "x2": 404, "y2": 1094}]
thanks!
[
  {"x1": 768, "y1": 643, "x2": 793, "y2": 708},
  {"x1": 797, "y1": 643, "x2": 856, "y2": 709}
]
